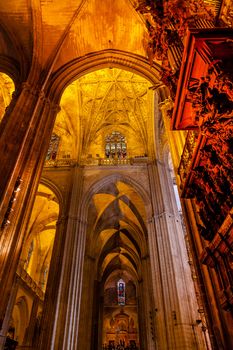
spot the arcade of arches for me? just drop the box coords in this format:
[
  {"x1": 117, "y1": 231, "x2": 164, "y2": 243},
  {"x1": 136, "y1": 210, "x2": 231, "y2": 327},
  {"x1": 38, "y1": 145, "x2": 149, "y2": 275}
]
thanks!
[{"x1": 0, "y1": 1, "x2": 233, "y2": 350}]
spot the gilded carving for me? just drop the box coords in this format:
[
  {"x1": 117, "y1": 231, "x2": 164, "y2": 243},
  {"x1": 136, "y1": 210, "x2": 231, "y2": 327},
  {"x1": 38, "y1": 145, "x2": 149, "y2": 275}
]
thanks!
[
  {"x1": 0, "y1": 73, "x2": 15, "y2": 122},
  {"x1": 178, "y1": 131, "x2": 199, "y2": 183},
  {"x1": 220, "y1": 0, "x2": 233, "y2": 27},
  {"x1": 135, "y1": 0, "x2": 214, "y2": 95}
]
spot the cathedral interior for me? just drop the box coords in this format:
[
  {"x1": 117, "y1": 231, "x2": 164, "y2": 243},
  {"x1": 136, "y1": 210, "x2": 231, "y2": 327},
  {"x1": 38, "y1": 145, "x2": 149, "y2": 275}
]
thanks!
[{"x1": 0, "y1": 1, "x2": 232, "y2": 349}]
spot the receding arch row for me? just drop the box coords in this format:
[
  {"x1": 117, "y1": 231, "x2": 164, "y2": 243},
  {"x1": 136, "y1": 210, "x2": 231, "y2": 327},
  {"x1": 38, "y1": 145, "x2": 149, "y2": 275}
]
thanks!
[
  {"x1": 40, "y1": 172, "x2": 151, "y2": 240},
  {"x1": 97, "y1": 238, "x2": 142, "y2": 282},
  {"x1": 83, "y1": 174, "x2": 151, "y2": 290}
]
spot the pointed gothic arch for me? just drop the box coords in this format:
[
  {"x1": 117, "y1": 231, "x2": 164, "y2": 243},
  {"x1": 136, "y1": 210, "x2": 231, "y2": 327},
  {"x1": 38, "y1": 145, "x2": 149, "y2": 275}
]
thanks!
[
  {"x1": 81, "y1": 172, "x2": 152, "y2": 219},
  {"x1": 46, "y1": 49, "x2": 168, "y2": 103}
]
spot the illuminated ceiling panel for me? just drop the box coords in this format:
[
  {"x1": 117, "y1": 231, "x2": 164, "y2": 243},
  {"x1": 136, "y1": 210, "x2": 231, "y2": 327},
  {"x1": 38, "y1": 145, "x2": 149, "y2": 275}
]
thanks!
[
  {"x1": 89, "y1": 180, "x2": 146, "y2": 280},
  {"x1": 54, "y1": 68, "x2": 154, "y2": 160}
]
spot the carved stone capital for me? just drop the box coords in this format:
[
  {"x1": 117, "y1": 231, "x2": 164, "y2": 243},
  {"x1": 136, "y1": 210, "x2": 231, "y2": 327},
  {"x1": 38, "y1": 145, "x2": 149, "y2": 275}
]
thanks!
[
  {"x1": 159, "y1": 97, "x2": 174, "y2": 113},
  {"x1": 21, "y1": 82, "x2": 40, "y2": 97},
  {"x1": 50, "y1": 101, "x2": 61, "y2": 114}
]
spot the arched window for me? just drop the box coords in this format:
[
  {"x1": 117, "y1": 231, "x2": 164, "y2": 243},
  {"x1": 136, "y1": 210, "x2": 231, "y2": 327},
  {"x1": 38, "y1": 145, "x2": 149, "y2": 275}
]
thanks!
[
  {"x1": 105, "y1": 131, "x2": 127, "y2": 159},
  {"x1": 46, "y1": 133, "x2": 60, "y2": 161},
  {"x1": 117, "y1": 279, "x2": 125, "y2": 305}
]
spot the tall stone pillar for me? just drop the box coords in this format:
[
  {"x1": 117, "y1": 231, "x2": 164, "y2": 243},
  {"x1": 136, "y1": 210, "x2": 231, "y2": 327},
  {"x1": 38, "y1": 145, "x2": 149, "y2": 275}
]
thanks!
[
  {"x1": 158, "y1": 97, "x2": 186, "y2": 170},
  {"x1": 97, "y1": 294, "x2": 104, "y2": 350},
  {"x1": 78, "y1": 254, "x2": 96, "y2": 350},
  {"x1": 0, "y1": 276, "x2": 18, "y2": 349},
  {"x1": 147, "y1": 161, "x2": 206, "y2": 349},
  {"x1": 147, "y1": 211, "x2": 170, "y2": 349},
  {"x1": 159, "y1": 94, "x2": 215, "y2": 349},
  {"x1": 0, "y1": 83, "x2": 59, "y2": 331},
  {"x1": 139, "y1": 256, "x2": 154, "y2": 350},
  {"x1": 38, "y1": 166, "x2": 86, "y2": 350},
  {"x1": 23, "y1": 296, "x2": 40, "y2": 347}
]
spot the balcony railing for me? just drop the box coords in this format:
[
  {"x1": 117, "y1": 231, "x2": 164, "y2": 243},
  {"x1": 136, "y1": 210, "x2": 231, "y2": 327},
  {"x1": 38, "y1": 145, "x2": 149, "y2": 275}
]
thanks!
[
  {"x1": 98, "y1": 158, "x2": 130, "y2": 166},
  {"x1": 44, "y1": 158, "x2": 76, "y2": 167},
  {"x1": 16, "y1": 265, "x2": 44, "y2": 300},
  {"x1": 44, "y1": 156, "x2": 149, "y2": 168}
]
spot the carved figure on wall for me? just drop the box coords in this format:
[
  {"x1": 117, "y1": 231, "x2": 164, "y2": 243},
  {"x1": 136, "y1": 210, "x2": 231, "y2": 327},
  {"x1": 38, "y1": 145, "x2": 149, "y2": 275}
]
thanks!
[
  {"x1": 188, "y1": 63, "x2": 233, "y2": 130},
  {"x1": 189, "y1": 156, "x2": 233, "y2": 241},
  {"x1": 136, "y1": 0, "x2": 214, "y2": 95},
  {"x1": 24, "y1": 240, "x2": 34, "y2": 271},
  {"x1": 46, "y1": 133, "x2": 60, "y2": 161},
  {"x1": 184, "y1": 54, "x2": 233, "y2": 241}
]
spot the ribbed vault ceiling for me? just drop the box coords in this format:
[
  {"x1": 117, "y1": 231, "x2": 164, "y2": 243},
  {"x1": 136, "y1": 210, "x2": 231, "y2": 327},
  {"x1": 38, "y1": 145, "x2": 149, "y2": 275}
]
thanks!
[
  {"x1": 20, "y1": 184, "x2": 59, "y2": 289},
  {"x1": 55, "y1": 68, "x2": 154, "y2": 160},
  {"x1": 87, "y1": 181, "x2": 147, "y2": 281}
]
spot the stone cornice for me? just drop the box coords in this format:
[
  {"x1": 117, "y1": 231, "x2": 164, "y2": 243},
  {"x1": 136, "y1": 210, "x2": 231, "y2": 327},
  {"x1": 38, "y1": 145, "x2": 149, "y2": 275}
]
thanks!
[{"x1": 16, "y1": 265, "x2": 44, "y2": 301}]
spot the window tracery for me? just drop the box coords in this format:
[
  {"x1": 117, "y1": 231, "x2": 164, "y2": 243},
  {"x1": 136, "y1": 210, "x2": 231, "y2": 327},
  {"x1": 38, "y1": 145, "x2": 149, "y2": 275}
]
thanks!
[
  {"x1": 105, "y1": 131, "x2": 127, "y2": 159},
  {"x1": 46, "y1": 133, "x2": 60, "y2": 161},
  {"x1": 117, "y1": 279, "x2": 125, "y2": 305}
]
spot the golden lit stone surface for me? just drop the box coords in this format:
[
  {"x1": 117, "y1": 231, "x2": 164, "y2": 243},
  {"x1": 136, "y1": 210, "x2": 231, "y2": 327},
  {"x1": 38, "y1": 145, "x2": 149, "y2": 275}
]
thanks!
[
  {"x1": 89, "y1": 180, "x2": 146, "y2": 283},
  {"x1": 0, "y1": 0, "x2": 149, "y2": 72},
  {"x1": 0, "y1": 1, "x2": 231, "y2": 349},
  {"x1": 55, "y1": 68, "x2": 154, "y2": 160},
  {"x1": 0, "y1": 73, "x2": 14, "y2": 121},
  {"x1": 20, "y1": 184, "x2": 59, "y2": 290},
  {"x1": 44, "y1": 0, "x2": 148, "y2": 71}
]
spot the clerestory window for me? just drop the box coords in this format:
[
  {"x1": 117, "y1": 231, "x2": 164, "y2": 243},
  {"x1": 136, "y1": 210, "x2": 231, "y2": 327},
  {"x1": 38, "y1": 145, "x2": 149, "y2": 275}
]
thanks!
[
  {"x1": 105, "y1": 131, "x2": 127, "y2": 159},
  {"x1": 46, "y1": 133, "x2": 60, "y2": 161},
  {"x1": 117, "y1": 279, "x2": 125, "y2": 305}
]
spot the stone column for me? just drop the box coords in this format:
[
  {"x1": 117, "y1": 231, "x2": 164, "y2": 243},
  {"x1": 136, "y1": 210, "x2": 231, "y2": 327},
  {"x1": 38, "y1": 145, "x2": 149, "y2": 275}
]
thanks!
[
  {"x1": 158, "y1": 93, "x2": 216, "y2": 349},
  {"x1": 0, "y1": 83, "x2": 59, "y2": 331},
  {"x1": 0, "y1": 276, "x2": 19, "y2": 349},
  {"x1": 158, "y1": 97, "x2": 186, "y2": 171},
  {"x1": 138, "y1": 256, "x2": 154, "y2": 350},
  {"x1": 146, "y1": 211, "x2": 170, "y2": 349},
  {"x1": 22, "y1": 296, "x2": 40, "y2": 347},
  {"x1": 38, "y1": 166, "x2": 87, "y2": 350},
  {"x1": 78, "y1": 254, "x2": 96, "y2": 350},
  {"x1": 36, "y1": 212, "x2": 69, "y2": 349},
  {"x1": 97, "y1": 294, "x2": 104, "y2": 350},
  {"x1": 147, "y1": 161, "x2": 205, "y2": 349}
]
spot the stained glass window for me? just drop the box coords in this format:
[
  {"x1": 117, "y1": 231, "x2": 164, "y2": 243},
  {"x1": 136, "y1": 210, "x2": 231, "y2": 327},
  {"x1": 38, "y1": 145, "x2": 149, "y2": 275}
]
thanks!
[
  {"x1": 46, "y1": 133, "x2": 60, "y2": 161},
  {"x1": 105, "y1": 131, "x2": 127, "y2": 159},
  {"x1": 117, "y1": 279, "x2": 125, "y2": 305}
]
